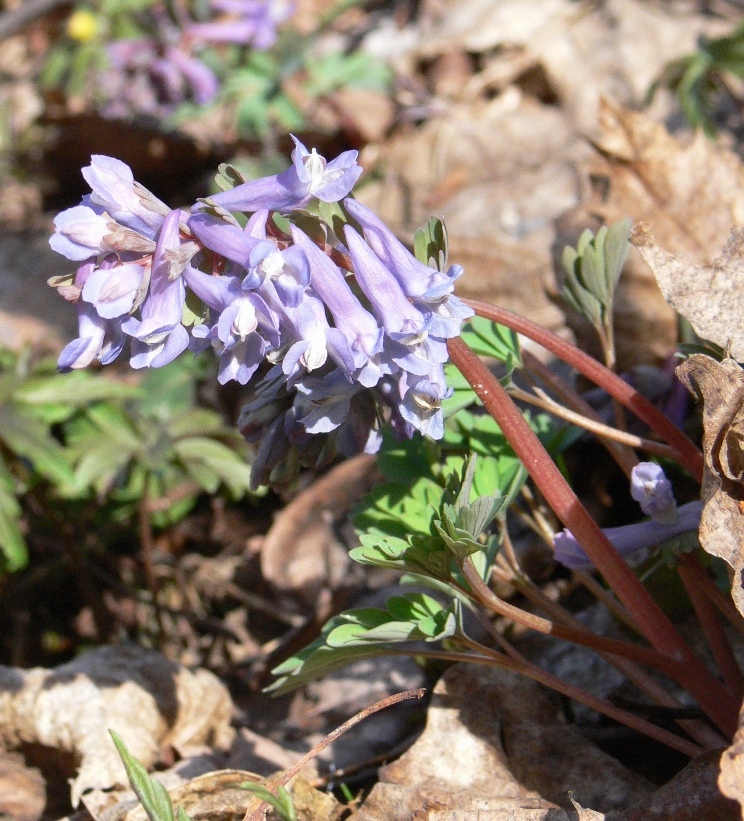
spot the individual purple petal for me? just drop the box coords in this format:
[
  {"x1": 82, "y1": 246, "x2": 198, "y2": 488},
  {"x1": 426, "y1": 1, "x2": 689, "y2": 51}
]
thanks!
[
  {"x1": 249, "y1": 241, "x2": 309, "y2": 307},
  {"x1": 631, "y1": 462, "x2": 678, "y2": 525},
  {"x1": 50, "y1": 205, "x2": 111, "y2": 261},
  {"x1": 129, "y1": 324, "x2": 190, "y2": 368},
  {"x1": 201, "y1": 167, "x2": 305, "y2": 214},
  {"x1": 82, "y1": 262, "x2": 145, "y2": 319},
  {"x1": 293, "y1": 370, "x2": 356, "y2": 434},
  {"x1": 553, "y1": 500, "x2": 703, "y2": 570},
  {"x1": 398, "y1": 369, "x2": 450, "y2": 439}
]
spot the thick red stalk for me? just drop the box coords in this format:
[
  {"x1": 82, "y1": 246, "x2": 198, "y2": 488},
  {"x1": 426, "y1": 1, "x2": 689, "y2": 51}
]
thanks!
[
  {"x1": 447, "y1": 336, "x2": 738, "y2": 736},
  {"x1": 464, "y1": 299, "x2": 704, "y2": 481}
]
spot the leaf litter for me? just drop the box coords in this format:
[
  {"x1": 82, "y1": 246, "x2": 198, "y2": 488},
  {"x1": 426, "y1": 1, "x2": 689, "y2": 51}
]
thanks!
[{"x1": 7, "y1": 0, "x2": 744, "y2": 819}]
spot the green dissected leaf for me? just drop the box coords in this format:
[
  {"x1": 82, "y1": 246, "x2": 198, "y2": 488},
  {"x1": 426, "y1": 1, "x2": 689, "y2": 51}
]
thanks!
[
  {"x1": 354, "y1": 476, "x2": 443, "y2": 538},
  {"x1": 268, "y1": 596, "x2": 463, "y2": 694},
  {"x1": 138, "y1": 359, "x2": 201, "y2": 418},
  {"x1": 0, "y1": 407, "x2": 75, "y2": 486},
  {"x1": 110, "y1": 730, "x2": 175, "y2": 821},
  {"x1": 375, "y1": 429, "x2": 435, "y2": 484},
  {"x1": 16, "y1": 371, "x2": 139, "y2": 408},
  {"x1": 166, "y1": 409, "x2": 225, "y2": 439},
  {"x1": 414, "y1": 217, "x2": 449, "y2": 272},
  {"x1": 304, "y1": 51, "x2": 391, "y2": 97},
  {"x1": 0, "y1": 460, "x2": 27, "y2": 573},
  {"x1": 268, "y1": 94, "x2": 306, "y2": 132},
  {"x1": 173, "y1": 437, "x2": 252, "y2": 495},
  {"x1": 561, "y1": 218, "x2": 631, "y2": 332},
  {"x1": 458, "y1": 316, "x2": 521, "y2": 367}
]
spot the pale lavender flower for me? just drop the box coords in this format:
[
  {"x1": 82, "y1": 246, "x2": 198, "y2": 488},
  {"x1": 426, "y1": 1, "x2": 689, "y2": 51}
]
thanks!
[
  {"x1": 50, "y1": 205, "x2": 114, "y2": 261},
  {"x1": 58, "y1": 262, "x2": 126, "y2": 370},
  {"x1": 82, "y1": 155, "x2": 169, "y2": 239},
  {"x1": 343, "y1": 198, "x2": 473, "y2": 338},
  {"x1": 81, "y1": 260, "x2": 146, "y2": 319},
  {"x1": 631, "y1": 462, "x2": 678, "y2": 525},
  {"x1": 121, "y1": 210, "x2": 189, "y2": 368},
  {"x1": 187, "y1": 0, "x2": 293, "y2": 48},
  {"x1": 201, "y1": 137, "x2": 362, "y2": 214},
  {"x1": 553, "y1": 500, "x2": 702, "y2": 570},
  {"x1": 50, "y1": 141, "x2": 475, "y2": 490}
]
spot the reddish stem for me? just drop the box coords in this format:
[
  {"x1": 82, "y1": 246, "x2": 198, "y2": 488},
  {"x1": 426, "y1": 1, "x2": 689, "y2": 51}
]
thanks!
[
  {"x1": 678, "y1": 556, "x2": 744, "y2": 700},
  {"x1": 464, "y1": 299, "x2": 704, "y2": 482},
  {"x1": 447, "y1": 336, "x2": 737, "y2": 737}
]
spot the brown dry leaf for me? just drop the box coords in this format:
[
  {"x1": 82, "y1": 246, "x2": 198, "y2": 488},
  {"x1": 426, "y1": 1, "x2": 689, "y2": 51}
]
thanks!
[
  {"x1": 356, "y1": 663, "x2": 651, "y2": 820},
  {"x1": 261, "y1": 453, "x2": 381, "y2": 607},
  {"x1": 676, "y1": 355, "x2": 744, "y2": 617},
  {"x1": 0, "y1": 751, "x2": 45, "y2": 821},
  {"x1": 0, "y1": 644, "x2": 234, "y2": 807},
  {"x1": 632, "y1": 224, "x2": 744, "y2": 361},
  {"x1": 720, "y1": 701, "x2": 744, "y2": 820},
  {"x1": 621, "y1": 750, "x2": 739, "y2": 821},
  {"x1": 358, "y1": 91, "x2": 584, "y2": 335}
]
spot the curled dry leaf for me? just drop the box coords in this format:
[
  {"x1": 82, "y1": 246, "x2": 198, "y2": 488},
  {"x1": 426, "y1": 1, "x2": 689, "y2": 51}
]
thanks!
[
  {"x1": 720, "y1": 701, "x2": 744, "y2": 821},
  {"x1": 633, "y1": 224, "x2": 744, "y2": 362},
  {"x1": 261, "y1": 452, "x2": 381, "y2": 607},
  {"x1": 676, "y1": 354, "x2": 744, "y2": 616},
  {"x1": 0, "y1": 644, "x2": 235, "y2": 807}
]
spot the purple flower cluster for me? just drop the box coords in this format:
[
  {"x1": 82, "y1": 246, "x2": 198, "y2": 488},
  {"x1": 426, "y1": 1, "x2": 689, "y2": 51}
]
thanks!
[
  {"x1": 49, "y1": 138, "x2": 473, "y2": 488},
  {"x1": 96, "y1": 0, "x2": 293, "y2": 118}
]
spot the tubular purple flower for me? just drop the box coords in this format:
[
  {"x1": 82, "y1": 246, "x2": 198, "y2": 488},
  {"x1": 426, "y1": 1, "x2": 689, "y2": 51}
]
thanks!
[
  {"x1": 82, "y1": 261, "x2": 146, "y2": 319},
  {"x1": 59, "y1": 261, "x2": 127, "y2": 369},
  {"x1": 121, "y1": 210, "x2": 189, "y2": 368},
  {"x1": 163, "y1": 47, "x2": 219, "y2": 104},
  {"x1": 58, "y1": 304, "x2": 126, "y2": 370},
  {"x1": 50, "y1": 205, "x2": 113, "y2": 261},
  {"x1": 553, "y1": 500, "x2": 703, "y2": 570},
  {"x1": 631, "y1": 462, "x2": 678, "y2": 525},
  {"x1": 249, "y1": 241, "x2": 310, "y2": 307},
  {"x1": 343, "y1": 225, "x2": 426, "y2": 336},
  {"x1": 82, "y1": 155, "x2": 169, "y2": 239},
  {"x1": 280, "y1": 295, "x2": 355, "y2": 380},
  {"x1": 188, "y1": 213, "x2": 262, "y2": 269},
  {"x1": 343, "y1": 198, "x2": 473, "y2": 337},
  {"x1": 201, "y1": 137, "x2": 362, "y2": 214},
  {"x1": 289, "y1": 225, "x2": 386, "y2": 385}
]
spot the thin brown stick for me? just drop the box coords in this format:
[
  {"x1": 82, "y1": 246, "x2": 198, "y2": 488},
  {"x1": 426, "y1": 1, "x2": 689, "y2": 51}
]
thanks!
[
  {"x1": 461, "y1": 558, "x2": 683, "y2": 678},
  {"x1": 244, "y1": 688, "x2": 426, "y2": 820},
  {"x1": 508, "y1": 384, "x2": 678, "y2": 461},
  {"x1": 680, "y1": 552, "x2": 744, "y2": 633}
]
